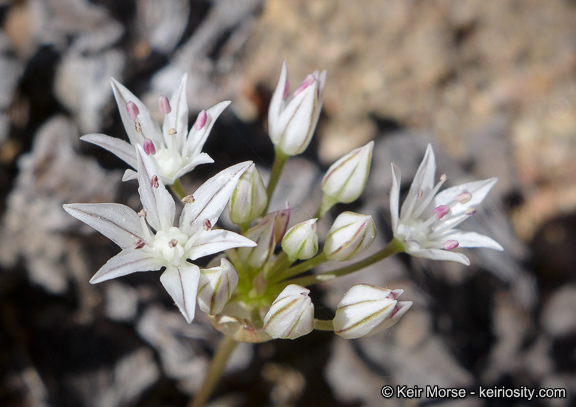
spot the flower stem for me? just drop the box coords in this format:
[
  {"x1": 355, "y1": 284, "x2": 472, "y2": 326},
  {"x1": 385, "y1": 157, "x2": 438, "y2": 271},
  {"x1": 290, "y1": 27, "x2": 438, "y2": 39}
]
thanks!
[
  {"x1": 280, "y1": 238, "x2": 404, "y2": 287},
  {"x1": 314, "y1": 319, "x2": 334, "y2": 331},
  {"x1": 170, "y1": 179, "x2": 187, "y2": 201},
  {"x1": 265, "y1": 148, "x2": 289, "y2": 211},
  {"x1": 189, "y1": 335, "x2": 238, "y2": 407},
  {"x1": 271, "y1": 252, "x2": 327, "y2": 283}
]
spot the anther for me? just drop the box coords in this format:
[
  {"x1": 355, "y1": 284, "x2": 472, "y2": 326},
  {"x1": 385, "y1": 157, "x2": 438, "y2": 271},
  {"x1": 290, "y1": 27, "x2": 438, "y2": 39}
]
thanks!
[
  {"x1": 182, "y1": 195, "x2": 195, "y2": 204},
  {"x1": 150, "y1": 175, "x2": 159, "y2": 188},
  {"x1": 168, "y1": 239, "x2": 178, "y2": 248},
  {"x1": 203, "y1": 219, "x2": 212, "y2": 231},
  {"x1": 440, "y1": 174, "x2": 448, "y2": 182},
  {"x1": 143, "y1": 139, "x2": 156, "y2": 155},
  {"x1": 138, "y1": 209, "x2": 147, "y2": 217},
  {"x1": 465, "y1": 207, "x2": 476, "y2": 216},
  {"x1": 417, "y1": 188, "x2": 423, "y2": 199},
  {"x1": 158, "y1": 96, "x2": 171, "y2": 115},
  {"x1": 433, "y1": 205, "x2": 450, "y2": 220},
  {"x1": 135, "y1": 120, "x2": 142, "y2": 133},
  {"x1": 134, "y1": 239, "x2": 145, "y2": 249},
  {"x1": 126, "y1": 101, "x2": 139, "y2": 120},
  {"x1": 456, "y1": 192, "x2": 472, "y2": 204},
  {"x1": 443, "y1": 240, "x2": 459, "y2": 250},
  {"x1": 168, "y1": 128, "x2": 177, "y2": 135},
  {"x1": 194, "y1": 110, "x2": 207, "y2": 130}
]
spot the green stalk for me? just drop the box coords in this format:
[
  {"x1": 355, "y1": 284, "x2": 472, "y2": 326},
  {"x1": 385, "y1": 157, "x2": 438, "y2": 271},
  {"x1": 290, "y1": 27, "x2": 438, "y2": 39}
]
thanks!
[
  {"x1": 280, "y1": 238, "x2": 404, "y2": 287},
  {"x1": 314, "y1": 319, "x2": 334, "y2": 331},
  {"x1": 265, "y1": 148, "x2": 289, "y2": 211},
  {"x1": 271, "y1": 252, "x2": 327, "y2": 283},
  {"x1": 170, "y1": 178, "x2": 188, "y2": 201},
  {"x1": 189, "y1": 336, "x2": 238, "y2": 407}
]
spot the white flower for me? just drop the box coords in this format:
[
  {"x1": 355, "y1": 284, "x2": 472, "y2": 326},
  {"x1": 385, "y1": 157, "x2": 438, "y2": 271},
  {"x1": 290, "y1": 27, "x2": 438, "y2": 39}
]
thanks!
[
  {"x1": 390, "y1": 144, "x2": 503, "y2": 265},
  {"x1": 268, "y1": 61, "x2": 327, "y2": 156},
  {"x1": 282, "y1": 219, "x2": 319, "y2": 261},
  {"x1": 229, "y1": 164, "x2": 268, "y2": 226},
  {"x1": 263, "y1": 284, "x2": 314, "y2": 339},
  {"x1": 333, "y1": 284, "x2": 412, "y2": 339},
  {"x1": 322, "y1": 141, "x2": 374, "y2": 204},
  {"x1": 63, "y1": 145, "x2": 255, "y2": 323},
  {"x1": 197, "y1": 258, "x2": 239, "y2": 315},
  {"x1": 324, "y1": 212, "x2": 377, "y2": 261},
  {"x1": 82, "y1": 75, "x2": 229, "y2": 185}
]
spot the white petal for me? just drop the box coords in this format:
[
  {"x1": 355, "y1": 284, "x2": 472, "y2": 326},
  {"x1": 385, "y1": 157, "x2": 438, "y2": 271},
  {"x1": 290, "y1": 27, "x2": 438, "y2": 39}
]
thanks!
[
  {"x1": 110, "y1": 78, "x2": 162, "y2": 147},
  {"x1": 280, "y1": 85, "x2": 316, "y2": 155},
  {"x1": 412, "y1": 248, "x2": 471, "y2": 266},
  {"x1": 188, "y1": 229, "x2": 256, "y2": 261},
  {"x1": 443, "y1": 231, "x2": 504, "y2": 250},
  {"x1": 434, "y1": 177, "x2": 498, "y2": 218},
  {"x1": 160, "y1": 263, "x2": 200, "y2": 324},
  {"x1": 179, "y1": 161, "x2": 252, "y2": 234},
  {"x1": 268, "y1": 61, "x2": 288, "y2": 142},
  {"x1": 136, "y1": 145, "x2": 175, "y2": 232},
  {"x1": 401, "y1": 144, "x2": 436, "y2": 219},
  {"x1": 81, "y1": 134, "x2": 137, "y2": 169},
  {"x1": 390, "y1": 163, "x2": 401, "y2": 231},
  {"x1": 184, "y1": 101, "x2": 231, "y2": 159},
  {"x1": 163, "y1": 74, "x2": 188, "y2": 151},
  {"x1": 122, "y1": 169, "x2": 138, "y2": 182},
  {"x1": 64, "y1": 203, "x2": 143, "y2": 249},
  {"x1": 171, "y1": 152, "x2": 214, "y2": 182},
  {"x1": 90, "y1": 249, "x2": 162, "y2": 284}
]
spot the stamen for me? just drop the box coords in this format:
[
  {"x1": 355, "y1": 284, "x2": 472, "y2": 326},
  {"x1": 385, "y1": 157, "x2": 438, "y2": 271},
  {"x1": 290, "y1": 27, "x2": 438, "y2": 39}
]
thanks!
[
  {"x1": 411, "y1": 174, "x2": 448, "y2": 219},
  {"x1": 443, "y1": 240, "x2": 459, "y2": 250},
  {"x1": 417, "y1": 188, "x2": 423, "y2": 199},
  {"x1": 194, "y1": 110, "x2": 207, "y2": 130},
  {"x1": 134, "y1": 120, "x2": 142, "y2": 133},
  {"x1": 465, "y1": 207, "x2": 476, "y2": 215},
  {"x1": 126, "y1": 101, "x2": 139, "y2": 120},
  {"x1": 134, "y1": 239, "x2": 145, "y2": 249},
  {"x1": 203, "y1": 219, "x2": 212, "y2": 231},
  {"x1": 456, "y1": 192, "x2": 472, "y2": 204},
  {"x1": 138, "y1": 209, "x2": 147, "y2": 217},
  {"x1": 168, "y1": 239, "x2": 178, "y2": 248},
  {"x1": 433, "y1": 205, "x2": 450, "y2": 220},
  {"x1": 158, "y1": 96, "x2": 171, "y2": 114},
  {"x1": 182, "y1": 195, "x2": 195, "y2": 204},
  {"x1": 168, "y1": 128, "x2": 177, "y2": 135},
  {"x1": 143, "y1": 139, "x2": 156, "y2": 155},
  {"x1": 150, "y1": 175, "x2": 159, "y2": 188}
]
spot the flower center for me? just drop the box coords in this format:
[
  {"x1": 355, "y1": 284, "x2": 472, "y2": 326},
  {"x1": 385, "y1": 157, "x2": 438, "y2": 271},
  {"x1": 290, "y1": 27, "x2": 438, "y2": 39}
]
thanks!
[
  {"x1": 152, "y1": 226, "x2": 189, "y2": 265},
  {"x1": 153, "y1": 149, "x2": 183, "y2": 181}
]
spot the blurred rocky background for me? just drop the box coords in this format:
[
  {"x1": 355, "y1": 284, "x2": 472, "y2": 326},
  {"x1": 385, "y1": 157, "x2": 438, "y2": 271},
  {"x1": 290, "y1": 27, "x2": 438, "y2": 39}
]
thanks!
[{"x1": 1, "y1": 0, "x2": 576, "y2": 406}]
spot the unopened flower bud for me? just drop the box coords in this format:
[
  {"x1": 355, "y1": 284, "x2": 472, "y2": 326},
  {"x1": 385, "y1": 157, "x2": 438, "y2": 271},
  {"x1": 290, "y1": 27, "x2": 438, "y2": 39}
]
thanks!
[
  {"x1": 333, "y1": 284, "x2": 412, "y2": 339},
  {"x1": 237, "y1": 208, "x2": 289, "y2": 269},
  {"x1": 229, "y1": 164, "x2": 268, "y2": 225},
  {"x1": 282, "y1": 219, "x2": 318, "y2": 261},
  {"x1": 264, "y1": 284, "x2": 314, "y2": 339},
  {"x1": 268, "y1": 61, "x2": 327, "y2": 156},
  {"x1": 197, "y1": 258, "x2": 239, "y2": 315},
  {"x1": 322, "y1": 141, "x2": 374, "y2": 205},
  {"x1": 324, "y1": 212, "x2": 376, "y2": 261}
]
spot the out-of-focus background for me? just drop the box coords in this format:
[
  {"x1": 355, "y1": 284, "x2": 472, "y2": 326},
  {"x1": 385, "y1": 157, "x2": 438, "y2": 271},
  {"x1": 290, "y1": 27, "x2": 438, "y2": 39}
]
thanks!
[{"x1": 1, "y1": 1, "x2": 576, "y2": 406}]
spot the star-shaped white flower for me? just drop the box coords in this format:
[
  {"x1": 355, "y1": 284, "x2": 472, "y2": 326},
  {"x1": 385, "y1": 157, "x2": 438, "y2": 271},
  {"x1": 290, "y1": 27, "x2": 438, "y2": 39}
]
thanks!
[
  {"x1": 64, "y1": 145, "x2": 255, "y2": 323},
  {"x1": 390, "y1": 144, "x2": 503, "y2": 265},
  {"x1": 82, "y1": 75, "x2": 229, "y2": 185}
]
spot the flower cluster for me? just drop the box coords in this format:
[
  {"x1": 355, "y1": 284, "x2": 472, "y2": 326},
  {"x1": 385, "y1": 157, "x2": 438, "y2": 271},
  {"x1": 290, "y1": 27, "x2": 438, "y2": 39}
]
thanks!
[{"x1": 65, "y1": 62, "x2": 503, "y2": 342}]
